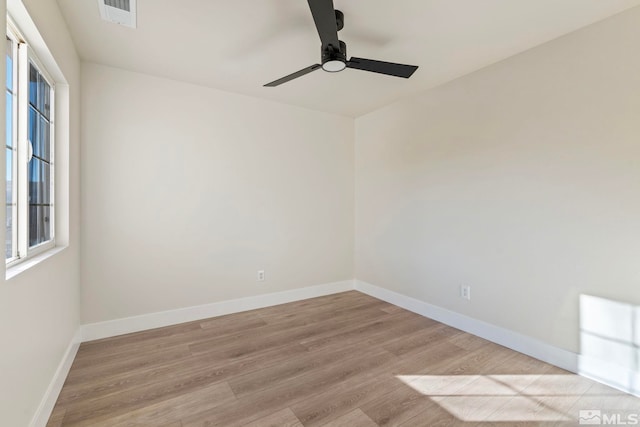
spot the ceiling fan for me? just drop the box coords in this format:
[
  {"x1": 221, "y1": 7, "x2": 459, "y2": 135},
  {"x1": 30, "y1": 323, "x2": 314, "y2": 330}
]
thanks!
[{"x1": 264, "y1": 0, "x2": 419, "y2": 87}]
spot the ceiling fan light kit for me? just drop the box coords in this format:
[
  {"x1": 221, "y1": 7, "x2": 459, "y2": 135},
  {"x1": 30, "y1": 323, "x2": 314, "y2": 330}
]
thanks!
[
  {"x1": 264, "y1": 0, "x2": 418, "y2": 87},
  {"x1": 322, "y1": 60, "x2": 346, "y2": 72},
  {"x1": 321, "y1": 40, "x2": 347, "y2": 72}
]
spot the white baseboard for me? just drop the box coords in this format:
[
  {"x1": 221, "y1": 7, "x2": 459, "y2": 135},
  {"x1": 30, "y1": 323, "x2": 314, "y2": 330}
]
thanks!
[
  {"x1": 29, "y1": 328, "x2": 82, "y2": 427},
  {"x1": 81, "y1": 280, "x2": 355, "y2": 342},
  {"x1": 355, "y1": 280, "x2": 579, "y2": 371}
]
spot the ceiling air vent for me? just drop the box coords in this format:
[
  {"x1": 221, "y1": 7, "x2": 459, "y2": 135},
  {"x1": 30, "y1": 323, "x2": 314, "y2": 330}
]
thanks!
[{"x1": 97, "y1": 0, "x2": 136, "y2": 28}]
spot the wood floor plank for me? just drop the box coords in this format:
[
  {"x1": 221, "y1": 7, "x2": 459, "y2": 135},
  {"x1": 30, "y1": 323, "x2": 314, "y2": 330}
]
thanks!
[
  {"x1": 188, "y1": 305, "x2": 392, "y2": 358},
  {"x1": 227, "y1": 339, "x2": 380, "y2": 398},
  {"x1": 58, "y1": 351, "x2": 195, "y2": 404},
  {"x1": 241, "y1": 408, "x2": 303, "y2": 427},
  {"x1": 380, "y1": 304, "x2": 407, "y2": 315},
  {"x1": 291, "y1": 372, "x2": 401, "y2": 426},
  {"x1": 58, "y1": 343, "x2": 309, "y2": 407},
  {"x1": 299, "y1": 310, "x2": 435, "y2": 353},
  {"x1": 76, "y1": 381, "x2": 235, "y2": 427},
  {"x1": 45, "y1": 405, "x2": 66, "y2": 427},
  {"x1": 59, "y1": 365, "x2": 234, "y2": 425},
  {"x1": 381, "y1": 322, "x2": 458, "y2": 356},
  {"x1": 48, "y1": 291, "x2": 640, "y2": 427},
  {"x1": 78, "y1": 319, "x2": 204, "y2": 355},
  {"x1": 63, "y1": 345, "x2": 193, "y2": 387},
  {"x1": 181, "y1": 348, "x2": 398, "y2": 427},
  {"x1": 255, "y1": 296, "x2": 387, "y2": 326},
  {"x1": 233, "y1": 291, "x2": 376, "y2": 323},
  {"x1": 360, "y1": 380, "x2": 436, "y2": 426},
  {"x1": 479, "y1": 394, "x2": 582, "y2": 425},
  {"x1": 418, "y1": 341, "x2": 518, "y2": 376},
  {"x1": 289, "y1": 340, "x2": 471, "y2": 426},
  {"x1": 399, "y1": 408, "x2": 465, "y2": 427},
  {"x1": 320, "y1": 408, "x2": 378, "y2": 427}
]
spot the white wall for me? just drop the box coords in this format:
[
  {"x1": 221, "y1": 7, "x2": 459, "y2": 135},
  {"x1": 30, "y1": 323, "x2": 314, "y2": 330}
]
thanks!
[
  {"x1": 80, "y1": 63, "x2": 354, "y2": 323},
  {"x1": 0, "y1": 0, "x2": 81, "y2": 426},
  {"x1": 355, "y1": 7, "x2": 640, "y2": 353}
]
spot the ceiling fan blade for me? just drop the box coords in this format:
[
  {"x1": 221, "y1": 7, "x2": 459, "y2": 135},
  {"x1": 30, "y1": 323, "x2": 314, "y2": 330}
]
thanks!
[
  {"x1": 347, "y1": 57, "x2": 418, "y2": 78},
  {"x1": 264, "y1": 64, "x2": 322, "y2": 87},
  {"x1": 307, "y1": 0, "x2": 340, "y2": 50}
]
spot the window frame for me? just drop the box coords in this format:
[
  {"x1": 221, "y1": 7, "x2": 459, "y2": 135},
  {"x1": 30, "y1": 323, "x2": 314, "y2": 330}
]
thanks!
[
  {"x1": 6, "y1": 30, "x2": 18, "y2": 263},
  {"x1": 5, "y1": 18, "x2": 56, "y2": 268}
]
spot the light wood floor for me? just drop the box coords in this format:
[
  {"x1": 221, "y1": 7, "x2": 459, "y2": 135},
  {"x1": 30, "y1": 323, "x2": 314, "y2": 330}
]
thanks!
[{"x1": 48, "y1": 291, "x2": 639, "y2": 426}]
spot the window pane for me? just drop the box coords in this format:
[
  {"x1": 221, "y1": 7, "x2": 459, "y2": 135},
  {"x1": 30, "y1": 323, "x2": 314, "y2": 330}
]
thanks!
[
  {"x1": 6, "y1": 147, "x2": 13, "y2": 259},
  {"x1": 28, "y1": 104, "x2": 37, "y2": 147},
  {"x1": 28, "y1": 105, "x2": 51, "y2": 161},
  {"x1": 28, "y1": 63, "x2": 37, "y2": 107},
  {"x1": 36, "y1": 115, "x2": 50, "y2": 161},
  {"x1": 6, "y1": 91, "x2": 12, "y2": 148},
  {"x1": 28, "y1": 158, "x2": 52, "y2": 249},
  {"x1": 5, "y1": 38, "x2": 13, "y2": 150},
  {"x1": 6, "y1": 148, "x2": 12, "y2": 204},
  {"x1": 29, "y1": 158, "x2": 50, "y2": 204},
  {"x1": 29, "y1": 205, "x2": 50, "y2": 247},
  {"x1": 28, "y1": 98, "x2": 51, "y2": 161},
  {"x1": 26, "y1": 63, "x2": 53, "y2": 250},
  {"x1": 27, "y1": 107, "x2": 50, "y2": 161},
  {"x1": 6, "y1": 205, "x2": 12, "y2": 259},
  {"x1": 40, "y1": 74, "x2": 51, "y2": 119},
  {"x1": 5, "y1": 38, "x2": 15, "y2": 260},
  {"x1": 28, "y1": 63, "x2": 51, "y2": 119},
  {"x1": 6, "y1": 37, "x2": 12, "y2": 91}
]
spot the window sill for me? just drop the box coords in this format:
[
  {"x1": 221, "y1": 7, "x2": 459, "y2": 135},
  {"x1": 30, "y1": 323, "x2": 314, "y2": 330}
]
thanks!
[{"x1": 5, "y1": 246, "x2": 67, "y2": 280}]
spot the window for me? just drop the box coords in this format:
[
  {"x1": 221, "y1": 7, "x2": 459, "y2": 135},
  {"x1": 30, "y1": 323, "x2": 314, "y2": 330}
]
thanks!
[{"x1": 5, "y1": 23, "x2": 55, "y2": 265}]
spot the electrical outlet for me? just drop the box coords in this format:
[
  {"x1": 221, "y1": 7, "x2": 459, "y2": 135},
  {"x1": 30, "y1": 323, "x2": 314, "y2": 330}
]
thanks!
[
  {"x1": 257, "y1": 270, "x2": 265, "y2": 281},
  {"x1": 460, "y1": 285, "x2": 471, "y2": 300}
]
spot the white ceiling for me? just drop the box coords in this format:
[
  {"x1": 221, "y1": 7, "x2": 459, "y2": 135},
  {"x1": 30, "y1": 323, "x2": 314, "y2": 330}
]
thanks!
[{"x1": 57, "y1": 0, "x2": 640, "y2": 117}]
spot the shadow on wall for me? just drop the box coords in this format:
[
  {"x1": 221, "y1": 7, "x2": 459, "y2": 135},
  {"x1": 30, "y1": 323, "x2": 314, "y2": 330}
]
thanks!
[{"x1": 580, "y1": 294, "x2": 640, "y2": 396}]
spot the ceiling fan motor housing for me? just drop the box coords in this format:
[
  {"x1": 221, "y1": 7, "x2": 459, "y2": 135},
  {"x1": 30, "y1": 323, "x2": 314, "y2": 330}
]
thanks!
[
  {"x1": 335, "y1": 10, "x2": 344, "y2": 31},
  {"x1": 321, "y1": 40, "x2": 347, "y2": 72}
]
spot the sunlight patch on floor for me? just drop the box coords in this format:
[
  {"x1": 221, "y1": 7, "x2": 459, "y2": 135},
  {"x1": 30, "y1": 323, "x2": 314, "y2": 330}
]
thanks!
[{"x1": 396, "y1": 374, "x2": 584, "y2": 422}]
